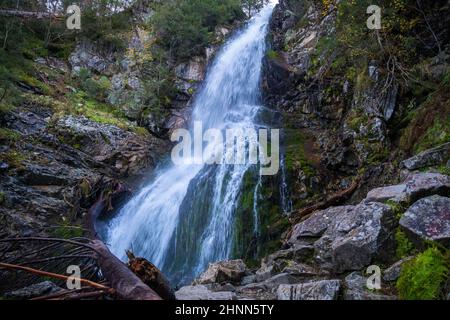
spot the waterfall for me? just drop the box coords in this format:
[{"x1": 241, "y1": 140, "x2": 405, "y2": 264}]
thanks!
[{"x1": 107, "y1": 3, "x2": 277, "y2": 285}]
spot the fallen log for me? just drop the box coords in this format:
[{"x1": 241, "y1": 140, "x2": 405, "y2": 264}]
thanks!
[
  {"x1": 127, "y1": 251, "x2": 176, "y2": 300},
  {"x1": 90, "y1": 240, "x2": 161, "y2": 300},
  {"x1": 86, "y1": 180, "x2": 170, "y2": 300}
]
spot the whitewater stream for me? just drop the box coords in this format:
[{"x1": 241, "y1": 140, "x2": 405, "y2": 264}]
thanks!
[{"x1": 107, "y1": 3, "x2": 280, "y2": 285}]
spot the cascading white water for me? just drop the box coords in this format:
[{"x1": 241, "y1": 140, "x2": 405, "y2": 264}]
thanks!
[{"x1": 107, "y1": 3, "x2": 277, "y2": 284}]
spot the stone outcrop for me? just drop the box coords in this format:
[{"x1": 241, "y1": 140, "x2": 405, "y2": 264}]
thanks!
[
  {"x1": 365, "y1": 172, "x2": 450, "y2": 203},
  {"x1": 175, "y1": 285, "x2": 236, "y2": 300},
  {"x1": 383, "y1": 257, "x2": 414, "y2": 282},
  {"x1": 400, "y1": 195, "x2": 450, "y2": 246},
  {"x1": 0, "y1": 102, "x2": 167, "y2": 242},
  {"x1": 194, "y1": 260, "x2": 247, "y2": 285},
  {"x1": 343, "y1": 272, "x2": 396, "y2": 300},
  {"x1": 289, "y1": 202, "x2": 396, "y2": 272},
  {"x1": 52, "y1": 116, "x2": 167, "y2": 177},
  {"x1": 401, "y1": 143, "x2": 450, "y2": 170},
  {"x1": 277, "y1": 280, "x2": 341, "y2": 300}
]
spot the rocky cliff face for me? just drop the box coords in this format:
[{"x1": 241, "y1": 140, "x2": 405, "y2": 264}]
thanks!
[
  {"x1": 174, "y1": 0, "x2": 450, "y2": 300},
  {"x1": 263, "y1": 0, "x2": 450, "y2": 208},
  {"x1": 0, "y1": 96, "x2": 168, "y2": 241},
  {"x1": 1, "y1": 0, "x2": 449, "y2": 300},
  {"x1": 68, "y1": 18, "x2": 238, "y2": 138}
]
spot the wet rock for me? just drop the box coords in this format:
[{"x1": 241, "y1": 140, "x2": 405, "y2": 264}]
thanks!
[
  {"x1": 216, "y1": 283, "x2": 236, "y2": 292},
  {"x1": 300, "y1": 202, "x2": 396, "y2": 272},
  {"x1": 288, "y1": 206, "x2": 354, "y2": 244},
  {"x1": 236, "y1": 282, "x2": 276, "y2": 300},
  {"x1": 404, "y1": 172, "x2": 450, "y2": 202},
  {"x1": 264, "y1": 243, "x2": 314, "y2": 265},
  {"x1": 264, "y1": 273, "x2": 298, "y2": 285},
  {"x1": 403, "y1": 143, "x2": 450, "y2": 170},
  {"x1": 240, "y1": 275, "x2": 256, "y2": 286},
  {"x1": 365, "y1": 184, "x2": 407, "y2": 203},
  {"x1": 343, "y1": 272, "x2": 396, "y2": 300},
  {"x1": 4, "y1": 281, "x2": 63, "y2": 299},
  {"x1": 365, "y1": 172, "x2": 450, "y2": 204},
  {"x1": 400, "y1": 195, "x2": 450, "y2": 246},
  {"x1": 174, "y1": 56, "x2": 206, "y2": 95},
  {"x1": 195, "y1": 260, "x2": 247, "y2": 285},
  {"x1": 255, "y1": 264, "x2": 275, "y2": 282},
  {"x1": 281, "y1": 262, "x2": 322, "y2": 277},
  {"x1": 175, "y1": 285, "x2": 236, "y2": 300},
  {"x1": 290, "y1": 200, "x2": 397, "y2": 273},
  {"x1": 277, "y1": 280, "x2": 341, "y2": 300},
  {"x1": 383, "y1": 257, "x2": 414, "y2": 282}
]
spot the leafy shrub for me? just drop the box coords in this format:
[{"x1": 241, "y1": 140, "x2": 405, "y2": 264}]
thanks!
[
  {"x1": 397, "y1": 247, "x2": 449, "y2": 300},
  {"x1": 79, "y1": 74, "x2": 111, "y2": 101},
  {"x1": 152, "y1": 0, "x2": 244, "y2": 61}
]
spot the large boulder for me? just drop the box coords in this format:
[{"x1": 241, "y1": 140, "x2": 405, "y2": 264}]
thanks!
[
  {"x1": 404, "y1": 173, "x2": 450, "y2": 202},
  {"x1": 365, "y1": 172, "x2": 450, "y2": 203},
  {"x1": 383, "y1": 256, "x2": 414, "y2": 282},
  {"x1": 401, "y1": 143, "x2": 450, "y2": 170},
  {"x1": 195, "y1": 260, "x2": 247, "y2": 285},
  {"x1": 277, "y1": 280, "x2": 341, "y2": 300},
  {"x1": 175, "y1": 285, "x2": 236, "y2": 300},
  {"x1": 291, "y1": 202, "x2": 396, "y2": 273},
  {"x1": 365, "y1": 184, "x2": 407, "y2": 203},
  {"x1": 399, "y1": 195, "x2": 450, "y2": 246},
  {"x1": 288, "y1": 206, "x2": 354, "y2": 244},
  {"x1": 343, "y1": 272, "x2": 396, "y2": 300}
]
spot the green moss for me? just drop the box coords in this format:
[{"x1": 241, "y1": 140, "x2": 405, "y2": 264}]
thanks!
[
  {"x1": 266, "y1": 50, "x2": 279, "y2": 60},
  {"x1": 437, "y1": 165, "x2": 450, "y2": 176},
  {"x1": 442, "y1": 66, "x2": 450, "y2": 86},
  {"x1": 0, "y1": 128, "x2": 20, "y2": 143},
  {"x1": 0, "y1": 192, "x2": 5, "y2": 205},
  {"x1": 386, "y1": 200, "x2": 406, "y2": 220},
  {"x1": 367, "y1": 145, "x2": 390, "y2": 165},
  {"x1": 395, "y1": 229, "x2": 415, "y2": 259},
  {"x1": 354, "y1": 67, "x2": 373, "y2": 93},
  {"x1": 284, "y1": 127, "x2": 314, "y2": 177},
  {"x1": 0, "y1": 150, "x2": 25, "y2": 169},
  {"x1": 66, "y1": 91, "x2": 133, "y2": 129},
  {"x1": 347, "y1": 108, "x2": 369, "y2": 133},
  {"x1": 132, "y1": 126, "x2": 150, "y2": 137},
  {"x1": 399, "y1": 87, "x2": 450, "y2": 154},
  {"x1": 397, "y1": 247, "x2": 449, "y2": 300},
  {"x1": 51, "y1": 222, "x2": 84, "y2": 239},
  {"x1": 414, "y1": 117, "x2": 450, "y2": 154}
]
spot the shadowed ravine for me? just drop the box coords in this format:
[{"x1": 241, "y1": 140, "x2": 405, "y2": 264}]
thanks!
[{"x1": 106, "y1": 3, "x2": 279, "y2": 285}]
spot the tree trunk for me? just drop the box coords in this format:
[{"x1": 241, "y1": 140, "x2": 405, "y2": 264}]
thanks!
[{"x1": 86, "y1": 182, "x2": 172, "y2": 300}]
